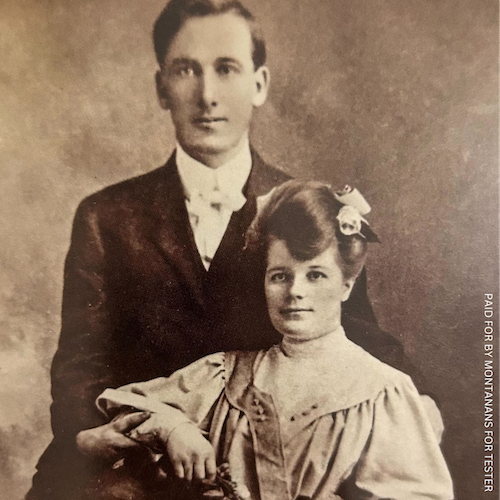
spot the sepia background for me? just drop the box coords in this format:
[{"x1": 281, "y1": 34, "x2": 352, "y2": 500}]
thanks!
[{"x1": 1, "y1": 0, "x2": 498, "y2": 498}]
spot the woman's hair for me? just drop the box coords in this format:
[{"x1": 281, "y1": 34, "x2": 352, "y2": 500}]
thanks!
[
  {"x1": 246, "y1": 181, "x2": 370, "y2": 280},
  {"x1": 153, "y1": 0, "x2": 266, "y2": 69}
]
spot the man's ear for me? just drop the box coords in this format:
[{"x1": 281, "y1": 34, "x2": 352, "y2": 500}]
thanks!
[
  {"x1": 252, "y1": 66, "x2": 270, "y2": 108},
  {"x1": 341, "y1": 278, "x2": 356, "y2": 303},
  {"x1": 156, "y1": 70, "x2": 170, "y2": 110}
]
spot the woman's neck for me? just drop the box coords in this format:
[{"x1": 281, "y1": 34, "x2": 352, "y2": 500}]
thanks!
[{"x1": 279, "y1": 326, "x2": 346, "y2": 359}]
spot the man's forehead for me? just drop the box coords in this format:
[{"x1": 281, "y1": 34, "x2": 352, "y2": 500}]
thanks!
[{"x1": 164, "y1": 12, "x2": 254, "y2": 64}]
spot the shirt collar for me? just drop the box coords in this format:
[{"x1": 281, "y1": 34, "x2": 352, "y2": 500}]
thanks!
[{"x1": 176, "y1": 138, "x2": 252, "y2": 199}]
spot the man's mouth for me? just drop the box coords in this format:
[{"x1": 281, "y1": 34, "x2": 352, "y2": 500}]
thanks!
[
  {"x1": 193, "y1": 116, "x2": 227, "y2": 124},
  {"x1": 280, "y1": 308, "x2": 313, "y2": 314}
]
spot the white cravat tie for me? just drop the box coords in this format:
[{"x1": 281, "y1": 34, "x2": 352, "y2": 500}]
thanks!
[
  {"x1": 186, "y1": 185, "x2": 246, "y2": 269},
  {"x1": 176, "y1": 142, "x2": 252, "y2": 270},
  {"x1": 188, "y1": 186, "x2": 246, "y2": 216}
]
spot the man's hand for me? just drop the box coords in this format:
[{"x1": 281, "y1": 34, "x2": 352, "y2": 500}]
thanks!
[
  {"x1": 166, "y1": 423, "x2": 216, "y2": 482},
  {"x1": 76, "y1": 411, "x2": 151, "y2": 461}
]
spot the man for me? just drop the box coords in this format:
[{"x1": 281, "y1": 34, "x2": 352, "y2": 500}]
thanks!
[{"x1": 28, "y1": 1, "x2": 422, "y2": 499}]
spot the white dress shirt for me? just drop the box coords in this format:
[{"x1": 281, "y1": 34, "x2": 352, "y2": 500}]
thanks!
[{"x1": 176, "y1": 141, "x2": 252, "y2": 269}]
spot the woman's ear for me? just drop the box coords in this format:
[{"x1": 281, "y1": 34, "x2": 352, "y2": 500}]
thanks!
[
  {"x1": 156, "y1": 70, "x2": 169, "y2": 110},
  {"x1": 341, "y1": 278, "x2": 356, "y2": 303}
]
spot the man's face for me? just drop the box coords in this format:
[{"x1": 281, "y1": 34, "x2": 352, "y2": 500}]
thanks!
[{"x1": 157, "y1": 12, "x2": 269, "y2": 166}]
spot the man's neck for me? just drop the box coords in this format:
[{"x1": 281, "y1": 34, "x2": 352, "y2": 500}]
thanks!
[
  {"x1": 176, "y1": 138, "x2": 252, "y2": 199},
  {"x1": 179, "y1": 135, "x2": 250, "y2": 169}
]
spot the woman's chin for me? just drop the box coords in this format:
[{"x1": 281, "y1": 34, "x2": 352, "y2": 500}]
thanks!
[
  {"x1": 279, "y1": 326, "x2": 336, "y2": 343},
  {"x1": 280, "y1": 329, "x2": 316, "y2": 342}
]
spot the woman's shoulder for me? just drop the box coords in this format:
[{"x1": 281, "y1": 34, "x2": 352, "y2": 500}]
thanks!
[
  {"x1": 350, "y1": 340, "x2": 416, "y2": 386},
  {"x1": 223, "y1": 350, "x2": 268, "y2": 380},
  {"x1": 321, "y1": 340, "x2": 418, "y2": 412},
  {"x1": 177, "y1": 352, "x2": 226, "y2": 382}
]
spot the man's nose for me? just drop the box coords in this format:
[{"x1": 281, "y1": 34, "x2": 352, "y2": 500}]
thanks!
[{"x1": 198, "y1": 70, "x2": 219, "y2": 109}]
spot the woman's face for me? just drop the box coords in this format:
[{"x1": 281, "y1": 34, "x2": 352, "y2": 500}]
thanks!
[{"x1": 265, "y1": 238, "x2": 354, "y2": 342}]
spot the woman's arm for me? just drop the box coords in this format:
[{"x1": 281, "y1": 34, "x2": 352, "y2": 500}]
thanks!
[{"x1": 78, "y1": 352, "x2": 226, "y2": 480}]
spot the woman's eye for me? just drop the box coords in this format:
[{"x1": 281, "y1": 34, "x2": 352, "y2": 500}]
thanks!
[
  {"x1": 307, "y1": 271, "x2": 327, "y2": 281},
  {"x1": 270, "y1": 272, "x2": 287, "y2": 283}
]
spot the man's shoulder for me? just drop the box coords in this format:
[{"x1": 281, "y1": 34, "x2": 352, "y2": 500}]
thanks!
[
  {"x1": 255, "y1": 157, "x2": 291, "y2": 183},
  {"x1": 86, "y1": 162, "x2": 173, "y2": 203},
  {"x1": 250, "y1": 150, "x2": 292, "y2": 195},
  {"x1": 76, "y1": 157, "x2": 178, "y2": 217},
  {"x1": 75, "y1": 150, "x2": 291, "y2": 216}
]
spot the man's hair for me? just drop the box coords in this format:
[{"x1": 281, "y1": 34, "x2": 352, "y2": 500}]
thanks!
[
  {"x1": 153, "y1": 0, "x2": 266, "y2": 69},
  {"x1": 246, "y1": 181, "x2": 369, "y2": 281}
]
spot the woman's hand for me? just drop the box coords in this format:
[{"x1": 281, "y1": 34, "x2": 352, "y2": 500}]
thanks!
[
  {"x1": 76, "y1": 411, "x2": 151, "y2": 461},
  {"x1": 165, "y1": 422, "x2": 217, "y2": 482}
]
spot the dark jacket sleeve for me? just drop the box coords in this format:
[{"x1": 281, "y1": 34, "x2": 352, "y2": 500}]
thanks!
[
  {"x1": 28, "y1": 198, "x2": 118, "y2": 500},
  {"x1": 50, "y1": 198, "x2": 115, "y2": 439}
]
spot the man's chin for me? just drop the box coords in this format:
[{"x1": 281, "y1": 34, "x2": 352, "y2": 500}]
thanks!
[
  {"x1": 180, "y1": 139, "x2": 242, "y2": 166},
  {"x1": 179, "y1": 127, "x2": 247, "y2": 152},
  {"x1": 190, "y1": 142, "x2": 228, "y2": 156}
]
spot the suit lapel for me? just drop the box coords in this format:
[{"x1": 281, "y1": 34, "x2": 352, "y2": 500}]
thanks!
[
  {"x1": 147, "y1": 150, "x2": 289, "y2": 307},
  {"x1": 146, "y1": 154, "x2": 207, "y2": 308},
  {"x1": 208, "y1": 150, "x2": 282, "y2": 272}
]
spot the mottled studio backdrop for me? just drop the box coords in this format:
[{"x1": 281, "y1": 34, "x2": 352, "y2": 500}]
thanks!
[{"x1": 1, "y1": 0, "x2": 498, "y2": 499}]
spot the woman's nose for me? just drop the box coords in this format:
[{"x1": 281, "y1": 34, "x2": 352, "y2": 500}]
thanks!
[{"x1": 289, "y1": 277, "x2": 306, "y2": 299}]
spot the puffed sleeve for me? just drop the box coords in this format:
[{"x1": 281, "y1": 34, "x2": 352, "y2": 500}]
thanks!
[
  {"x1": 97, "y1": 352, "x2": 226, "y2": 444},
  {"x1": 420, "y1": 394, "x2": 445, "y2": 443},
  {"x1": 342, "y1": 376, "x2": 453, "y2": 500}
]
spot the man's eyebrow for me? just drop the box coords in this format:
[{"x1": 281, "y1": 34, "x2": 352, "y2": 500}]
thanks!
[
  {"x1": 168, "y1": 57, "x2": 196, "y2": 66},
  {"x1": 216, "y1": 57, "x2": 244, "y2": 67}
]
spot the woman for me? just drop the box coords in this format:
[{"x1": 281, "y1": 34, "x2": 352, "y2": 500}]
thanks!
[{"x1": 78, "y1": 181, "x2": 453, "y2": 500}]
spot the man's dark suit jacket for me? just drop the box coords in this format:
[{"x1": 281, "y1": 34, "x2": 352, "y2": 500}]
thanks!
[{"x1": 28, "y1": 151, "x2": 424, "y2": 500}]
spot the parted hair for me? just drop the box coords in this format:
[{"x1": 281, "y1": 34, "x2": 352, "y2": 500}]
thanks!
[
  {"x1": 246, "y1": 181, "x2": 369, "y2": 281},
  {"x1": 153, "y1": 0, "x2": 266, "y2": 69}
]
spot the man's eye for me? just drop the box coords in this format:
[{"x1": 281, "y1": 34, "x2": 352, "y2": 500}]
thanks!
[
  {"x1": 307, "y1": 271, "x2": 327, "y2": 281},
  {"x1": 174, "y1": 66, "x2": 194, "y2": 77},
  {"x1": 217, "y1": 64, "x2": 239, "y2": 76}
]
